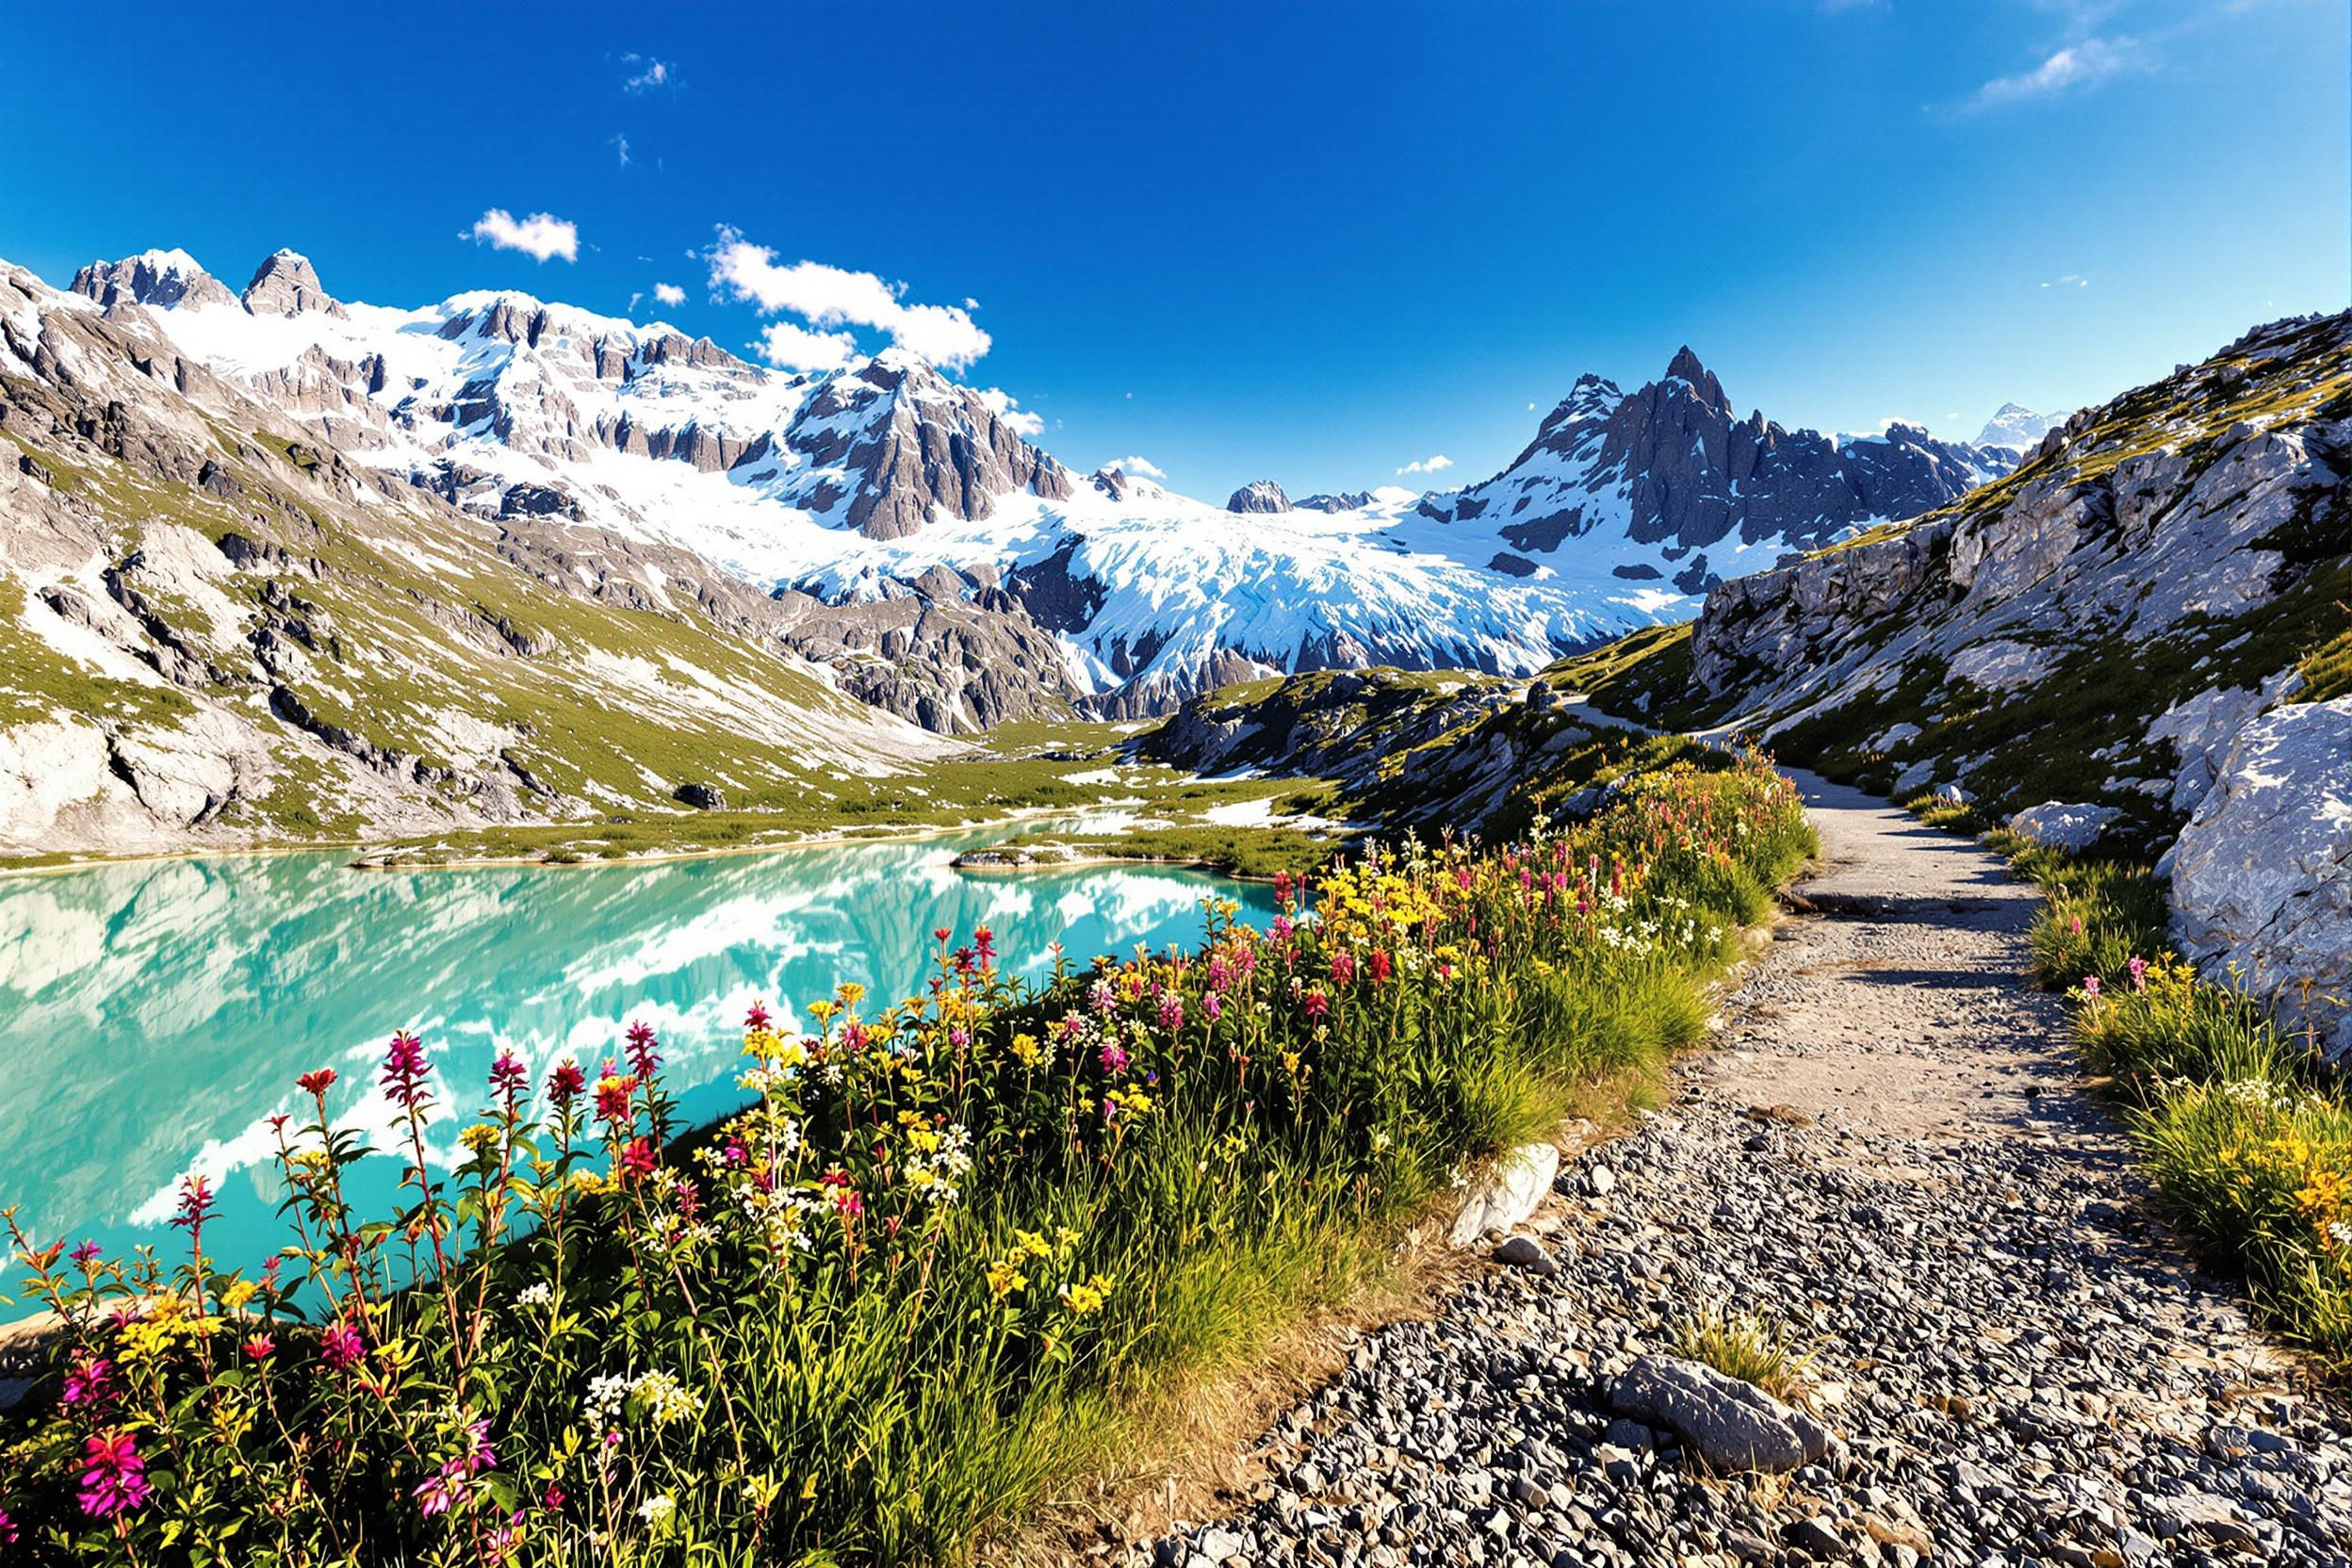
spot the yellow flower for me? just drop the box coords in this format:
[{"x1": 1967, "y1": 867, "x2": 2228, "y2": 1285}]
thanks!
[
  {"x1": 838, "y1": 982, "x2": 867, "y2": 1007},
  {"x1": 1013, "y1": 1229, "x2": 1054, "y2": 1260},
  {"x1": 986, "y1": 1259, "x2": 1028, "y2": 1299},
  {"x1": 1058, "y1": 1273, "x2": 1112, "y2": 1316},
  {"x1": 460, "y1": 1123, "x2": 502, "y2": 1158},
  {"x1": 1010, "y1": 1032, "x2": 1042, "y2": 1068},
  {"x1": 220, "y1": 1279, "x2": 260, "y2": 1311}
]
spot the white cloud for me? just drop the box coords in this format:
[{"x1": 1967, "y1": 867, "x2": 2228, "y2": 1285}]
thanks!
[
  {"x1": 1396, "y1": 453, "x2": 1455, "y2": 476},
  {"x1": 1108, "y1": 454, "x2": 1166, "y2": 479},
  {"x1": 612, "y1": 134, "x2": 630, "y2": 166},
  {"x1": 974, "y1": 387, "x2": 1045, "y2": 438},
  {"x1": 2039, "y1": 273, "x2": 2090, "y2": 288},
  {"x1": 653, "y1": 282, "x2": 687, "y2": 306},
  {"x1": 622, "y1": 54, "x2": 673, "y2": 93},
  {"x1": 753, "y1": 320, "x2": 859, "y2": 372},
  {"x1": 467, "y1": 208, "x2": 579, "y2": 263},
  {"x1": 709, "y1": 231, "x2": 991, "y2": 370},
  {"x1": 1970, "y1": 38, "x2": 2135, "y2": 108}
]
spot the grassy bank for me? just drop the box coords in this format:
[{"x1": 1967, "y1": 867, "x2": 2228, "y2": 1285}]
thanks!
[
  {"x1": 0, "y1": 754, "x2": 1812, "y2": 1565},
  {"x1": 1905, "y1": 792, "x2": 2352, "y2": 1369}
]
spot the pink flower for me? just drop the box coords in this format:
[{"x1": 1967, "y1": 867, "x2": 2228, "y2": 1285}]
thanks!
[
  {"x1": 743, "y1": 1001, "x2": 773, "y2": 1031},
  {"x1": 1156, "y1": 993, "x2": 1184, "y2": 1033},
  {"x1": 244, "y1": 1334, "x2": 276, "y2": 1363},
  {"x1": 1203, "y1": 991, "x2": 1223, "y2": 1022},
  {"x1": 1331, "y1": 951, "x2": 1356, "y2": 987},
  {"x1": 2128, "y1": 956, "x2": 2148, "y2": 992},
  {"x1": 69, "y1": 1239, "x2": 101, "y2": 1265},
  {"x1": 2082, "y1": 974, "x2": 2102, "y2": 1001},
  {"x1": 320, "y1": 1322, "x2": 366, "y2": 1372},
  {"x1": 77, "y1": 1429, "x2": 151, "y2": 1519},
  {"x1": 1099, "y1": 1043, "x2": 1131, "y2": 1075},
  {"x1": 1270, "y1": 914, "x2": 1295, "y2": 943},
  {"x1": 1303, "y1": 989, "x2": 1330, "y2": 1020}
]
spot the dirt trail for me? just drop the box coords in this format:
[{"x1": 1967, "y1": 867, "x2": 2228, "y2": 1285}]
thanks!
[{"x1": 1135, "y1": 771, "x2": 2352, "y2": 1568}]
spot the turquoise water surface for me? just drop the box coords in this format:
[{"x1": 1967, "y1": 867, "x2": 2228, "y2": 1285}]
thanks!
[{"x1": 0, "y1": 829, "x2": 1270, "y2": 1309}]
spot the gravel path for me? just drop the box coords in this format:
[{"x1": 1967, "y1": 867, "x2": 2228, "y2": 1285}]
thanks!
[{"x1": 1135, "y1": 775, "x2": 2352, "y2": 1568}]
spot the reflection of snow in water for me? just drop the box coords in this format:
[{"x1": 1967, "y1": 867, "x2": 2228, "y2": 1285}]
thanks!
[{"x1": 3, "y1": 841, "x2": 1268, "y2": 1279}]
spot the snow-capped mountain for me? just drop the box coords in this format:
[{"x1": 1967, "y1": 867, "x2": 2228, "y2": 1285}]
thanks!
[
  {"x1": 69, "y1": 248, "x2": 2020, "y2": 723},
  {"x1": 1973, "y1": 401, "x2": 2070, "y2": 454}
]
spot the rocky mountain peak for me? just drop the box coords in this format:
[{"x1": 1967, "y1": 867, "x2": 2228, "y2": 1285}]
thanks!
[
  {"x1": 1227, "y1": 479, "x2": 1291, "y2": 514},
  {"x1": 69, "y1": 249, "x2": 240, "y2": 313},
  {"x1": 241, "y1": 249, "x2": 347, "y2": 318},
  {"x1": 1661, "y1": 346, "x2": 1732, "y2": 416}
]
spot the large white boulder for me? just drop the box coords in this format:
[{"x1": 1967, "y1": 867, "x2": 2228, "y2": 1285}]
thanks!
[
  {"x1": 2170, "y1": 697, "x2": 2352, "y2": 1063},
  {"x1": 1447, "y1": 1142, "x2": 1560, "y2": 1248},
  {"x1": 2006, "y1": 801, "x2": 2122, "y2": 853}
]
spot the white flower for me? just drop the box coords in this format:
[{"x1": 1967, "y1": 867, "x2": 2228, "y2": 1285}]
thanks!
[
  {"x1": 514, "y1": 1282, "x2": 552, "y2": 1309},
  {"x1": 639, "y1": 1493, "x2": 677, "y2": 1525}
]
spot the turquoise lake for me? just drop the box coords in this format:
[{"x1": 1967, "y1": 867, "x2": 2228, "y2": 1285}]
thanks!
[{"x1": 0, "y1": 829, "x2": 1271, "y2": 1310}]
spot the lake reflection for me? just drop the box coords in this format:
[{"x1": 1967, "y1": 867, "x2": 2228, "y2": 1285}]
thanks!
[{"x1": 0, "y1": 831, "x2": 1271, "y2": 1298}]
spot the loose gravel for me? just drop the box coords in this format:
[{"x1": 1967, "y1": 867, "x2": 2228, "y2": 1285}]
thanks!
[{"x1": 1134, "y1": 775, "x2": 2352, "y2": 1568}]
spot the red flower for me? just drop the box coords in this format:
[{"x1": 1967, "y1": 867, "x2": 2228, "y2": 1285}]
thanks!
[
  {"x1": 624, "y1": 1021, "x2": 662, "y2": 1078},
  {"x1": 243, "y1": 1334, "x2": 276, "y2": 1362},
  {"x1": 618, "y1": 1137, "x2": 658, "y2": 1182},
  {"x1": 548, "y1": 1058, "x2": 587, "y2": 1105},
  {"x1": 297, "y1": 1067, "x2": 337, "y2": 1097},
  {"x1": 382, "y1": 1031, "x2": 432, "y2": 1109},
  {"x1": 744, "y1": 1001, "x2": 773, "y2": 1031}
]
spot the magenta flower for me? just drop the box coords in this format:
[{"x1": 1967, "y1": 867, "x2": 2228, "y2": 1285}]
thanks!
[
  {"x1": 1099, "y1": 1043, "x2": 1131, "y2": 1075},
  {"x1": 2082, "y1": 974, "x2": 2102, "y2": 1001},
  {"x1": 490, "y1": 1050, "x2": 530, "y2": 1102},
  {"x1": 1203, "y1": 991, "x2": 1223, "y2": 1022},
  {"x1": 1303, "y1": 989, "x2": 1330, "y2": 1019},
  {"x1": 624, "y1": 1021, "x2": 662, "y2": 1078},
  {"x1": 61, "y1": 1354, "x2": 116, "y2": 1410},
  {"x1": 77, "y1": 1429, "x2": 151, "y2": 1519},
  {"x1": 2128, "y1": 956, "x2": 2148, "y2": 992},
  {"x1": 383, "y1": 1030, "x2": 432, "y2": 1109},
  {"x1": 69, "y1": 1239, "x2": 102, "y2": 1265},
  {"x1": 320, "y1": 1322, "x2": 366, "y2": 1372},
  {"x1": 170, "y1": 1174, "x2": 216, "y2": 1233},
  {"x1": 744, "y1": 1001, "x2": 773, "y2": 1031}
]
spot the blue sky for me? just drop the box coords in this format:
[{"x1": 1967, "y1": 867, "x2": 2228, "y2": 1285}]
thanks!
[{"x1": 4, "y1": 0, "x2": 2344, "y2": 498}]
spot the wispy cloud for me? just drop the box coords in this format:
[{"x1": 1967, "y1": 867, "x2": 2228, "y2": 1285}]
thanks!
[
  {"x1": 2040, "y1": 272, "x2": 2091, "y2": 288},
  {"x1": 974, "y1": 387, "x2": 1045, "y2": 438},
  {"x1": 754, "y1": 320, "x2": 859, "y2": 373},
  {"x1": 653, "y1": 282, "x2": 687, "y2": 306},
  {"x1": 1108, "y1": 454, "x2": 1166, "y2": 479},
  {"x1": 1396, "y1": 453, "x2": 1454, "y2": 476},
  {"x1": 621, "y1": 54, "x2": 673, "y2": 94},
  {"x1": 709, "y1": 229, "x2": 990, "y2": 370},
  {"x1": 1968, "y1": 36, "x2": 2138, "y2": 108},
  {"x1": 611, "y1": 134, "x2": 630, "y2": 167},
  {"x1": 466, "y1": 208, "x2": 578, "y2": 263}
]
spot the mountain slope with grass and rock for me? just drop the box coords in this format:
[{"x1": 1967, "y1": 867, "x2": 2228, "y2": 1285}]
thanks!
[
  {"x1": 1588, "y1": 308, "x2": 2352, "y2": 1060},
  {"x1": 0, "y1": 261, "x2": 956, "y2": 855}
]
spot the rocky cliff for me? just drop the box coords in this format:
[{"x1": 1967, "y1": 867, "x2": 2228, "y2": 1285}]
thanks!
[{"x1": 1673, "y1": 310, "x2": 2351, "y2": 1055}]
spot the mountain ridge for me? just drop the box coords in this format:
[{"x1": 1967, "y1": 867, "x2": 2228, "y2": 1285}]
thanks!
[{"x1": 63, "y1": 244, "x2": 2019, "y2": 720}]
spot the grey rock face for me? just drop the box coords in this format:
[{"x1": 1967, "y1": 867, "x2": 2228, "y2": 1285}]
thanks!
[
  {"x1": 2006, "y1": 801, "x2": 2122, "y2": 852},
  {"x1": 1227, "y1": 479, "x2": 1292, "y2": 514},
  {"x1": 240, "y1": 250, "x2": 348, "y2": 318},
  {"x1": 2169, "y1": 697, "x2": 2352, "y2": 1064},
  {"x1": 69, "y1": 250, "x2": 241, "y2": 312}
]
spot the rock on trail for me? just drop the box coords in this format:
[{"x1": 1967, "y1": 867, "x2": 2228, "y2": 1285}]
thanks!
[{"x1": 1134, "y1": 774, "x2": 2352, "y2": 1568}]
